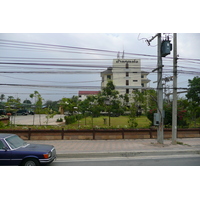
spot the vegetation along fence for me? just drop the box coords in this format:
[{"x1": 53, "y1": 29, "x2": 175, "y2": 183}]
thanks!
[{"x1": 0, "y1": 128, "x2": 200, "y2": 140}]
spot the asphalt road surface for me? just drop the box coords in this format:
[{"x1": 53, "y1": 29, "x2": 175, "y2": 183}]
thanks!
[
  {"x1": 10, "y1": 114, "x2": 65, "y2": 125},
  {"x1": 50, "y1": 155, "x2": 200, "y2": 166}
]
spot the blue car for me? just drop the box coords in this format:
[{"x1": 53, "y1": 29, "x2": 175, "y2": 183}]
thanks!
[{"x1": 0, "y1": 133, "x2": 56, "y2": 166}]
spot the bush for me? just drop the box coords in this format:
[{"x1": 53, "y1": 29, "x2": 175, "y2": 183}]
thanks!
[
  {"x1": 146, "y1": 105, "x2": 189, "y2": 128},
  {"x1": 0, "y1": 121, "x2": 7, "y2": 128},
  {"x1": 64, "y1": 114, "x2": 84, "y2": 125},
  {"x1": 56, "y1": 118, "x2": 63, "y2": 122},
  {"x1": 65, "y1": 115, "x2": 76, "y2": 125}
]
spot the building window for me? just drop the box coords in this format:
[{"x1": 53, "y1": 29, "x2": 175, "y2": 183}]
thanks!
[
  {"x1": 126, "y1": 72, "x2": 129, "y2": 77},
  {"x1": 141, "y1": 83, "x2": 144, "y2": 87},
  {"x1": 141, "y1": 75, "x2": 144, "y2": 78},
  {"x1": 133, "y1": 80, "x2": 138, "y2": 82},
  {"x1": 126, "y1": 62, "x2": 129, "y2": 69},
  {"x1": 126, "y1": 89, "x2": 129, "y2": 94},
  {"x1": 126, "y1": 80, "x2": 129, "y2": 85},
  {"x1": 107, "y1": 75, "x2": 111, "y2": 79}
]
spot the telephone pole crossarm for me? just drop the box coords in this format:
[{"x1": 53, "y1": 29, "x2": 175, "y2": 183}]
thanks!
[{"x1": 146, "y1": 33, "x2": 159, "y2": 45}]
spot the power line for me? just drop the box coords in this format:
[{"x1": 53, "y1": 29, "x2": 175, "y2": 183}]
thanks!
[{"x1": 0, "y1": 38, "x2": 158, "y2": 58}]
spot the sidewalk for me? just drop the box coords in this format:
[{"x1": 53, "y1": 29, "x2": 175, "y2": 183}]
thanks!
[{"x1": 28, "y1": 138, "x2": 200, "y2": 158}]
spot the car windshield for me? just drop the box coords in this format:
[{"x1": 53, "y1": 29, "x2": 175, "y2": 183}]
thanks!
[{"x1": 5, "y1": 135, "x2": 27, "y2": 149}]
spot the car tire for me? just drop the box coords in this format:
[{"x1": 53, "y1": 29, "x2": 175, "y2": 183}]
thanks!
[{"x1": 21, "y1": 158, "x2": 40, "y2": 166}]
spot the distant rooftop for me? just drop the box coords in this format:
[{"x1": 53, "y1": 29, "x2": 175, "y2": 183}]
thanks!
[{"x1": 79, "y1": 91, "x2": 100, "y2": 95}]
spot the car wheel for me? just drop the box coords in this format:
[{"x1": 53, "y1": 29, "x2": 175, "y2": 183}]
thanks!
[{"x1": 22, "y1": 158, "x2": 40, "y2": 166}]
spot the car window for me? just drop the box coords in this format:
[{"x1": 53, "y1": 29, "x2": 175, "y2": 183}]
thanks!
[
  {"x1": 5, "y1": 135, "x2": 27, "y2": 149},
  {"x1": 0, "y1": 140, "x2": 5, "y2": 149}
]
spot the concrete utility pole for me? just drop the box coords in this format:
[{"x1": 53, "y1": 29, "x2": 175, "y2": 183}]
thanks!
[
  {"x1": 148, "y1": 33, "x2": 164, "y2": 144},
  {"x1": 157, "y1": 33, "x2": 164, "y2": 144},
  {"x1": 172, "y1": 33, "x2": 178, "y2": 144}
]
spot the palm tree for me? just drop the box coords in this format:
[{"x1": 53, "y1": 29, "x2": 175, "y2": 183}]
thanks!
[{"x1": 0, "y1": 94, "x2": 5, "y2": 102}]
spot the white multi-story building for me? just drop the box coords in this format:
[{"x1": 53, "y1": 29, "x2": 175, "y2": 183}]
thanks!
[{"x1": 101, "y1": 59, "x2": 150, "y2": 96}]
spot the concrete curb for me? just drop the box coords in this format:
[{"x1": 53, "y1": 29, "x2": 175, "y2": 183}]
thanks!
[{"x1": 57, "y1": 149, "x2": 200, "y2": 159}]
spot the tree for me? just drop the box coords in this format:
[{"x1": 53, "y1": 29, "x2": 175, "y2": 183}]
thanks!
[
  {"x1": 23, "y1": 99, "x2": 32, "y2": 104},
  {"x1": 30, "y1": 91, "x2": 43, "y2": 125},
  {"x1": 128, "y1": 103, "x2": 138, "y2": 128},
  {"x1": 186, "y1": 76, "x2": 200, "y2": 126},
  {"x1": 7, "y1": 96, "x2": 14, "y2": 102},
  {"x1": 0, "y1": 94, "x2": 5, "y2": 109},
  {"x1": 147, "y1": 101, "x2": 188, "y2": 128},
  {"x1": 85, "y1": 95, "x2": 102, "y2": 127},
  {"x1": 132, "y1": 89, "x2": 157, "y2": 116},
  {"x1": 6, "y1": 97, "x2": 21, "y2": 126},
  {"x1": 186, "y1": 76, "x2": 200, "y2": 103},
  {"x1": 44, "y1": 100, "x2": 59, "y2": 112},
  {"x1": 79, "y1": 98, "x2": 90, "y2": 125},
  {"x1": 43, "y1": 107, "x2": 57, "y2": 125},
  {"x1": 0, "y1": 94, "x2": 5, "y2": 102},
  {"x1": 6, "y1": 96, "x2": 21, "y2": 111},
  {"x1": 101, "y1": 80, "x2": 121, "y2": 126},
  {"x1": 59, "y1": 97, "x2": 78, "y2": 116}
]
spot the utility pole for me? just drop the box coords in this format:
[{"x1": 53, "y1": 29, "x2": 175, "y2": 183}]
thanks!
[
  {"x1": 172, "y1": 33, "x2": 178, "y2": 144},
  {"x1": 157, "y1": 33, "x2": 164, "y2": 144},
  {"x1": 148, "y1": 33, "x2": 164, "y2": 144}
]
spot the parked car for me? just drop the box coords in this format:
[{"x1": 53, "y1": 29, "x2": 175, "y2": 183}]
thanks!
[
  {"x1": 29, "y1": 110, "x2": 35, "y2": 115},
  {"x1": 0, "y1": 109, "x2": 6, "y2": 115},
  {"x1": 0, "y1": 133, "x2": 56, "y2": 166},
  {"x1": 16, "y1": 109, "x2": 29, "y2": 115}
]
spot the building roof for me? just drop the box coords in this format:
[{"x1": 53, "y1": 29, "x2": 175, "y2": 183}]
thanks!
[
  {"x1": 141, "y1": 71, "x2": 149, "y2": 75},
  {"x1": 101, "y1": 67, "x2": 113, "y2": 75},
  {"x1": 79, "y1": 91, "x2": 100, "y2": 95}
]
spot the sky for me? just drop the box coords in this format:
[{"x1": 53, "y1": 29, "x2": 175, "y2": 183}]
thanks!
[{"x1": 0, "y1": 33, "x2": 200, "y2": 103}]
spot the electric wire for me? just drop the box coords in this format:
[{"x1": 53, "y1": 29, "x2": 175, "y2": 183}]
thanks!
[{"x1": 0, "y1": 38, "x2": 199, "y2": 101}]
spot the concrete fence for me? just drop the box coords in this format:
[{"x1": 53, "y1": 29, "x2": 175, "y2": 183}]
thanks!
[{"x1": 0, "y1": 128, "x2": 200, "y2": 140}]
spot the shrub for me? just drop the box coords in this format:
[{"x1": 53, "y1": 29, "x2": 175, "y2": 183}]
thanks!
[
  {"x1": 56, "y1": 118, "x2": 63, "y2": 122},
  {"x1": 64, "y1": 114, "x2": 84, "y2": 125},
  {"x1": 146, "y1": 105, "x2": 189, "y2": 128},
  {"x1": 65, "y1": 115, "x2": 76, "y2": 125}
]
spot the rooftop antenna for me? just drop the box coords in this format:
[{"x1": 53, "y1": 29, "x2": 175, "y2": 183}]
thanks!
[
  {"x1": 117, "y1": 51, "x2": 120, "y2": 59},
  {"x1": 122, "y1": 44, "x2": 124, "y2": 59},
  {"x1": 122, "y1": 50, "x2": 124, "y2": 59}
]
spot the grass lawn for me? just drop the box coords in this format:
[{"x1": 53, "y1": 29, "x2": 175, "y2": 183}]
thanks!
[
  {"x1": 67, "y1": 115, "x2": 151, "y2": 129},
  {"x1": 0, "y1": 115, "x2": 151, "y2": 130}
]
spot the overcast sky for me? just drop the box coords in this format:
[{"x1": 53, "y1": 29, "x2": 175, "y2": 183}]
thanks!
[
  {"x1": 1, "y1": 1, "x2": 200, "y2": 103},
  {"x1": 0, "y1": 33, "x2": 200, "y2": 102}
]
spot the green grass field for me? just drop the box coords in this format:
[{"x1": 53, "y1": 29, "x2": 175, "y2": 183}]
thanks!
[{"x1": 67, "y1": 115, "x2": 151, "y2": 129}]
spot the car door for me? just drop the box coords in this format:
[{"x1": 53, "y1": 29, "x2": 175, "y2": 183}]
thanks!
[{"x1": 0, "y1": 140, "x2": 12, "y2": 166}]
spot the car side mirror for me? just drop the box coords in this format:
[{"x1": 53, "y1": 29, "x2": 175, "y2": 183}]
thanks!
[{"x1": 2, "y1": 147, "x2": 8, "y2": 152}]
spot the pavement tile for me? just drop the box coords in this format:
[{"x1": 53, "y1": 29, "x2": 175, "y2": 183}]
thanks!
[{"x1": 28, "y1": 138, "x2": 200, "y2": 155}]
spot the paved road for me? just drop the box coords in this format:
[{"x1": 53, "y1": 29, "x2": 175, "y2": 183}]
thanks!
[
  {"x1": 50, "y1": 155, "x2": 200, "y2": 166},
  {"x1": 10, "y1": 114, "x2": 65, "y2": 125}
]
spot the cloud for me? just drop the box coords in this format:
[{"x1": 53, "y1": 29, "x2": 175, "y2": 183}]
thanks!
[{"x1": 0, "y1": 33, "x2": 199, "y2": 102}]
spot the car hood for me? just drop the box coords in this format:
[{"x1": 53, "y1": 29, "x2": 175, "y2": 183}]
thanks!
[{"x1": 18, "y1": 143, "x2": 54, "y2": 152}]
